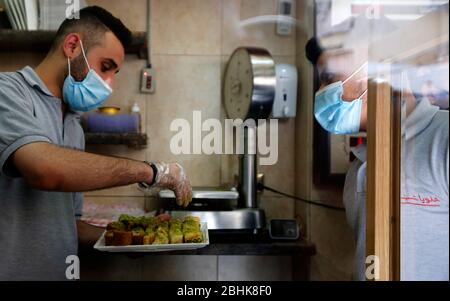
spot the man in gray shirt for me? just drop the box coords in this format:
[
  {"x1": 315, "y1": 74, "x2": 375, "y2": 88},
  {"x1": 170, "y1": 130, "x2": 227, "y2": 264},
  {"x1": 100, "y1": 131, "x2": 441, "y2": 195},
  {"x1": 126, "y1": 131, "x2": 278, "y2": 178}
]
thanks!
[
  {"x1": 0, "y1": 6, "x2": 192, "y2": 280},
  {"x1": 306, "y1": 34, "x2": 449, "y2": 280},
  {"x1": 343, "y1": 97, "x2": 449, "y2": 281}
]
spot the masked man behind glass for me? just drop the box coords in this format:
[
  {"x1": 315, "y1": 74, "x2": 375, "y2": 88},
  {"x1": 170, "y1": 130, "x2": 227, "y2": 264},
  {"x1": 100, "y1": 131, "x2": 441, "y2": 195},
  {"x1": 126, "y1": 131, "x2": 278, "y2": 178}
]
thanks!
[{"x1": 305, "y1": 32, "x2": 449, "y2": 281}]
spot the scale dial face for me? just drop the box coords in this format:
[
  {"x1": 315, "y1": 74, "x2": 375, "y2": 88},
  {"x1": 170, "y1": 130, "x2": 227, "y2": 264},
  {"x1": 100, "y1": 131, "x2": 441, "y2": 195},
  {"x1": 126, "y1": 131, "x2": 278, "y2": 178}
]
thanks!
[
  {"x1": 223, "y1": 48, "x2": 254, "y2": 120},
  {"x1": 223, "y1": 47, "x2": 276, "y2": 120}
]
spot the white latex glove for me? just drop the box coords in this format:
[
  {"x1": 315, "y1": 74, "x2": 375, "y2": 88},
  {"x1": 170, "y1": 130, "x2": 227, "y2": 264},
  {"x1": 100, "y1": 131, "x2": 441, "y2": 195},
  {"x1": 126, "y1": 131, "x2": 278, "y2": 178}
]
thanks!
[{"x1": 147, "y1": 162, "x2": 192, "y2": 207}]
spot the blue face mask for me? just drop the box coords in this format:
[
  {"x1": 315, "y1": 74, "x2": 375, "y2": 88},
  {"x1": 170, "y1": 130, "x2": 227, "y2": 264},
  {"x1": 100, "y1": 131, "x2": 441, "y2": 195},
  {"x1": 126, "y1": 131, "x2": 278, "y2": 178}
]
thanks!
[
  {"x1": 314, "y1": 63, "x2": 367, "y2": 135},
  {"x1": 63, "y1": 40, "x2": 112, "y2": 112}
]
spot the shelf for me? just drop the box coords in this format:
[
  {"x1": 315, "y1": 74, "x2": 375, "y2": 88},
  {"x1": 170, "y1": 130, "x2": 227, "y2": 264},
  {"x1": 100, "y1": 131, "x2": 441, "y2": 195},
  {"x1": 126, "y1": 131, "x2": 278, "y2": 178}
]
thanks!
[
  {"x1": 84, "y1": 132, "x2": 147, "y2": 148},
  {"x1": 0, "y1": 29, "x2": 147, "y2": 59}
]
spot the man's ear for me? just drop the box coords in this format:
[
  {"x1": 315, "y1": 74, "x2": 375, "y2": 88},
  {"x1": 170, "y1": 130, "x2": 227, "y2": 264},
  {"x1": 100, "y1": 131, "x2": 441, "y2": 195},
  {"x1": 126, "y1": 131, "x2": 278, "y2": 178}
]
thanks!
[{"x1": 62, "y1": 33, "x2": 82, "y2": 60}]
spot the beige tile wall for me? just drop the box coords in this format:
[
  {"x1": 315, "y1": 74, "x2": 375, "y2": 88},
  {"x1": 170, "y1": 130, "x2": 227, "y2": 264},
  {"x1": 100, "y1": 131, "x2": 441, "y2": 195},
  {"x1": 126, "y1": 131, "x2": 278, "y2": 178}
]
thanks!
[
  {"x1": 222, "y1": 0, "x2": 296, "y2": 56},
  {"x1": 152, "y1": 0, "x2": 222, "y2": 55},
  {"x1": 82, "y1": 0, "x2": 298, "y2": 223},
  {"x1": 87, "y1": 0, "x2": 147, "y2": 31}
]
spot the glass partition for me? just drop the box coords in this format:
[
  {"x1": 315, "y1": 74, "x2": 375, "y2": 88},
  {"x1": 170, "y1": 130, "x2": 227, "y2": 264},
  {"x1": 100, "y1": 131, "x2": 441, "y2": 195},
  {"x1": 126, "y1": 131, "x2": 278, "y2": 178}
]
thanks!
[{"x1": 314, "y1": 0, "x2": 449, "y2": 280}]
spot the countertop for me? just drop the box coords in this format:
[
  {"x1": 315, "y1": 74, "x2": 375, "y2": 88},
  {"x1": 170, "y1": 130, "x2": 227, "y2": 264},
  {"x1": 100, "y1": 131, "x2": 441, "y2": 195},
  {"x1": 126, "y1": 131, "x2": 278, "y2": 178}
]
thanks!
[
  {"x1": 80, "y1": 230, "x2": 316, "y2": 257},
  {"x1": 77, "y1": 231, "x2": 314, "y2": 280}
]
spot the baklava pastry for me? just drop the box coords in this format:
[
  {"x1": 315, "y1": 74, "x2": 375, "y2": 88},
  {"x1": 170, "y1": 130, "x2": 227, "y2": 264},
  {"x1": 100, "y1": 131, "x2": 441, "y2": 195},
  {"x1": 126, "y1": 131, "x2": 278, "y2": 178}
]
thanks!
[
  {"x1": 111, "y1": 230, "x2": 133, "y2": 246},
  {"x1": 104, "y1": 230, "x2": 114, "y2": 246},
  {"x1": 143, "y1": 225, "x2": 156, "y2": 244},
  {"x1": 118, "y1": 214, "x2": 138, "y2": 230},
  {"x1": 132, "y1": 227, "x2": 145, "y2": 245},
  {"x1": 169, "y1": 218, "x2": 183, "y2": 244},
  {"x1": 153, "y1": 226, "x2": 169, "y2": 244},
  {"x1": 182, "y1": 216, "x2": 203, "y2": 243},
  {"x1": 106, "y1": 221, "x2": 126, "y2": 231}
]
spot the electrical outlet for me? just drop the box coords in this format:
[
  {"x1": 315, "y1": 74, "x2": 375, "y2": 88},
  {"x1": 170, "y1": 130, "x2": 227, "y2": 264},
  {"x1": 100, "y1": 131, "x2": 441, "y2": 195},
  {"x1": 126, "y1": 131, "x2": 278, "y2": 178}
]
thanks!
[{"x1": 140, "y1": 67, "x2": 155, "y2": 94}]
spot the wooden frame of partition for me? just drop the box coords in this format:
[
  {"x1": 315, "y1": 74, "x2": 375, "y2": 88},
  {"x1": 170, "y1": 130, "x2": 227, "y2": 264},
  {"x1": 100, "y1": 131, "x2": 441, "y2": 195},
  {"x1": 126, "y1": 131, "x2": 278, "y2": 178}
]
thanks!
[
  {"x1": 366, "y1": 77, "x2": 400, "y2": 281},
  {"x1": 366, "y1": 6, "x2": 448, "y2": 281}
]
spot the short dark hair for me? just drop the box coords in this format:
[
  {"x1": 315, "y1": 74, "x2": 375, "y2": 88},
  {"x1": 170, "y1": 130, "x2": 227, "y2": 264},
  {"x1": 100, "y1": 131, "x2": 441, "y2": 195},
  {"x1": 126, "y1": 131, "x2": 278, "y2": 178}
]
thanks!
[
  {"x1": 50, "y1": 6, "x2": 132, "y2": 52},
  {"x1": 305, "y1": 37, "x2": 323, "y2": 66}
]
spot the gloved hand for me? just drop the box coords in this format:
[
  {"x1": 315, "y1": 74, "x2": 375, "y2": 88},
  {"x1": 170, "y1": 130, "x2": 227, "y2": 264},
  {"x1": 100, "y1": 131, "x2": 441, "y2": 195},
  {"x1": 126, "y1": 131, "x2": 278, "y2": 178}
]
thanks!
[{"x1": 141, "y1": 162, "x2": 192, "y2": 207}]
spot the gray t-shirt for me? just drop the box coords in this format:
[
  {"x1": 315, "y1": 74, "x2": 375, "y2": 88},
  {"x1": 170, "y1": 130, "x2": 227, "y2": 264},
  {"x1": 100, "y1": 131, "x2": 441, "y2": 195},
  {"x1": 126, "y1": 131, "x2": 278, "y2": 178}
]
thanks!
[
  {"x1": 344, "y1": 99, "x2": 449, "y2": 281},
  {"x1": 0, "y1": 66, "x2": 84, "y2": 280}
]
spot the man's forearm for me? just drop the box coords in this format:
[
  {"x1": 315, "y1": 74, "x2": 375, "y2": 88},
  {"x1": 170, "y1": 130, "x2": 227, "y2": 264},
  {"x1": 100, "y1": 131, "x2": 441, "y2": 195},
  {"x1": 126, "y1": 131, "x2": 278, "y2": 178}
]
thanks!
[
  {"x1": 12, "y1": 142, "x2": 153, "y2": 192},
  {"x1": 54, "y1": 145, "x2": 151, "y2": 191}
]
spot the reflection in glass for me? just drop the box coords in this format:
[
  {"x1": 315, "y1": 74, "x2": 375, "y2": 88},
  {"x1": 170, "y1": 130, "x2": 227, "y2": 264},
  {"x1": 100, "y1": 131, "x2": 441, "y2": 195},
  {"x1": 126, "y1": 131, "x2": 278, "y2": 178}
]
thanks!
[{"x1": 313, "y1": 0, "x2": 449, "y2": 281}]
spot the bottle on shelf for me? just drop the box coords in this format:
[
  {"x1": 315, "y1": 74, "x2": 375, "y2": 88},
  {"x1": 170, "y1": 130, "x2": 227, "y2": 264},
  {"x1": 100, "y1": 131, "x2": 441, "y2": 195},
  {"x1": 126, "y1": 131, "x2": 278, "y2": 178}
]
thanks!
[{"x1": 131, "y1": 101, "x2": 141, "y2": 133}]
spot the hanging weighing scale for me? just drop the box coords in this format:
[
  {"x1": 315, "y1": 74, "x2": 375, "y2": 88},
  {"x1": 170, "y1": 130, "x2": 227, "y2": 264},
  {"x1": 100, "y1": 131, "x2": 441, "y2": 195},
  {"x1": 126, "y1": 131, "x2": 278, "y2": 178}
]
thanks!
[{"x1": 158, "y1": 47, "x2": 276, "y2": 233}]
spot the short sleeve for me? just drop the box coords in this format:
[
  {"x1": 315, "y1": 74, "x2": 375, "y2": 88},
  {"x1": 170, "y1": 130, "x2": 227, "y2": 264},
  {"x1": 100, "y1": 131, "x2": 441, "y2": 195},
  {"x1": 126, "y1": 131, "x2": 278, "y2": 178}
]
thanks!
[
  {"x1": 0, "y1": 75, "x2": 51, "y2": 177},
  {"x1": 73, "y1": 192, "x2": 84, "y2": 219}
]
